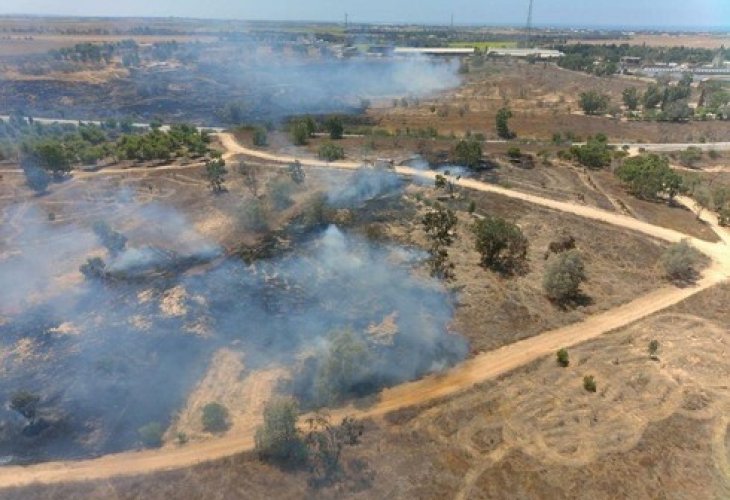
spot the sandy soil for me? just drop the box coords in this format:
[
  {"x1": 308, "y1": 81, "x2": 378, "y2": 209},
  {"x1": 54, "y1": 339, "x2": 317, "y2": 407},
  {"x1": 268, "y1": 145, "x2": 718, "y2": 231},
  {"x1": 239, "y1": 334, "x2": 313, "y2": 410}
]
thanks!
[{"x1": 0, "y1": 134, "x2": 727, "y2": 489}]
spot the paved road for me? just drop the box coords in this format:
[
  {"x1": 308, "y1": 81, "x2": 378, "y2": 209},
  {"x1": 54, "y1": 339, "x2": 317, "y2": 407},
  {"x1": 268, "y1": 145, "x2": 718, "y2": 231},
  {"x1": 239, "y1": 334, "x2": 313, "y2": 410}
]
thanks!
[{"x1": 0, "y1": 134, "x2": 727, "y2": 488}]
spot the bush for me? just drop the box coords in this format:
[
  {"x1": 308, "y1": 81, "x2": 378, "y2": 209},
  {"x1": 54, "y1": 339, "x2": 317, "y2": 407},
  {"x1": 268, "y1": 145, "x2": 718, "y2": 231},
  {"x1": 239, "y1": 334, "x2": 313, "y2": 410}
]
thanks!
[
  {"x1": 660, "y1": 240, "x2": 701, "y2": 283},
  {"x1": 648, "y1": 339, "x2": 660, "y2": 359},
  {"x1": 472, "y1": 216, "x2": 528, "y2": 275},
  {"x1": 255, "y1": 398, "x2": 308, "y2": 466},
  {"x1": 138, "y1": 422, "x2": 164, "y2": 448},
  {"x1": 10, "y1": 390, "x2": 40, "y2": 420},
  {"x1": 240, "y1": 199, "x2": 269, "y2": 232},
  {"x1": 507, "y1": 147, "x2": 521, "y2": 159},
  {"x1": 268, "y1": 178, "x2": 295, "y2": 210},
  {"x1": 543, "y1": 250, "x2": 587, "y2": 305},
  {"x1": 678, "y1": 146, "x2": 702, "y2": 168},
  {"x1": 291, "y1": 121, "x2": 310, "y2": 146},
  {"x1": 583, "y1": 375, "x2": 597, "y2": 393},
  {"x1": 556, "y1": 349, "x2": 569, "y2": 367},
  {"x1": 325, "y1": 116, "x2": 344, "y2": 140},
  {"x1": 253, "y1": 127, "x2": 268, "y2": 147},
  {"x1": 495, "y1": 107, "x2": 514, "y2": 139},
  {"x1": 202, "y1": 402, "x2": 230, "y2": 433},
  {"x1": 318, "y1": 143, "x2": 345, "y2": 162}
]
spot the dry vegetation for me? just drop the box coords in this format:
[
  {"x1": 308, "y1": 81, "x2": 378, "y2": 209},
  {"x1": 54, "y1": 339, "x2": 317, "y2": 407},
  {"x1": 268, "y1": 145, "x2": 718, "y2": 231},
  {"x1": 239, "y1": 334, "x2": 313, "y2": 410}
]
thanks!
[
  {"x1": 8, "y1": 282, "x2": 729, "y2": 499},
  {"x1": 370, "y1": 60, "x2": 730, "y2": 143}
]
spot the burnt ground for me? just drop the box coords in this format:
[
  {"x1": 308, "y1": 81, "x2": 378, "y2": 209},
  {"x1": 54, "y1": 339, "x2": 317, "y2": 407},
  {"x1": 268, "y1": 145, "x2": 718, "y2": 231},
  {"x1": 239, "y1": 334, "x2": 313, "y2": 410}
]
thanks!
[{"x1": 8, "y1": 283, "x2": 729, "y2": 500}]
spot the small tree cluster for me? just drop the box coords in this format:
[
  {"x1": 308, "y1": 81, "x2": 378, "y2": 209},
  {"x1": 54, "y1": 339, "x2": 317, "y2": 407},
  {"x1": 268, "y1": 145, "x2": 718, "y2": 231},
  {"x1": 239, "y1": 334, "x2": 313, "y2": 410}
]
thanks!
[
  {"x1": 314, "y1": 329, "x2": 372, "y2": 407},
  {"x1": 472, "y1": 216, "x2": 528, "y2": 275},
  {"x1": 138, "y1": 421, "x2": 164, "y2": 448},
  {"x1": 579, "y1": 91, "x2": 610, "y2": 115},
  {"x1": 10, "y1": 390, "x2": 40, "y2": 421},
  {"x1": 255, "y1": 398, "x2": 308, "y2": 466},
  {"x1": 615, "y1": 154, "x2": 682, "y2": 201},
  {"x1": 569, "y1": 134, "x2": 612, "y2": 169},
  {"x1": 304, "y1": 415, "x2": 364, "y2": 486}
]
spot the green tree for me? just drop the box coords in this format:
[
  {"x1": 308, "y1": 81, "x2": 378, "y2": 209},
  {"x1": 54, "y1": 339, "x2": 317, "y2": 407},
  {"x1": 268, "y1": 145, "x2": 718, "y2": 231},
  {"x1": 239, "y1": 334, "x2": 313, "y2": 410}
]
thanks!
[
  {"x1": 422, "y1": 204, "x2": 457, "y2": 247},
  {"x1": 622, "y1": 87, "x2": 640, "y2": 110},
  {"x1": 579, "y1": 91, "x2": 610, "y2": 115},
  {"x1": 472, "y1": 216, "x2": 529, "y2": 275},
  {"x1": 452, "y1": 138, "x2": 483, "y2": 169},
  {"x1": 204, "y1": 157, "x2": 228, "y2": 193},
  {"x1": 138, "y1": 422, "x2": 164, "y2": 448},
  {"x1": 268, "y1": 177, "x2": 295, "y2": 210},
  {"x1": 643, "y1": 84, "x2": 663, "y2": 109},
  {"x1": 495, "y1": 107, "x2": 514, "y2": 139},
  {"x1": 291, "y1": 121, "x2": 310, "y2": 146},
  {"x1": 315, "y1": 329, "x2": 372, "y2": 406},
  {"x1": 202, "y1": 402, "x2": 230, "y2": 433},
  {"x1": 255, "y1": 398, "x2": 308, "y2": 466},
  {"x1": 615, "y1": 154, "x2": 682, "y2": 201},
  {"x1": 325, "y1": 116, "x2": 344, "y2": 140},
  {"x1": 543, "y1": 250, "x2": 587, "y2": 305}
]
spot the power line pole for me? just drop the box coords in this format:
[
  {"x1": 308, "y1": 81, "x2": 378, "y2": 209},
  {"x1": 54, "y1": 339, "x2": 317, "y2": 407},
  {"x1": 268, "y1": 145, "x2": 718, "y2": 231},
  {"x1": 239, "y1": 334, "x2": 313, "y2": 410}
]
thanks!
[{"x1": 525, "y1": 0, "x2": 534, "y2": 48}]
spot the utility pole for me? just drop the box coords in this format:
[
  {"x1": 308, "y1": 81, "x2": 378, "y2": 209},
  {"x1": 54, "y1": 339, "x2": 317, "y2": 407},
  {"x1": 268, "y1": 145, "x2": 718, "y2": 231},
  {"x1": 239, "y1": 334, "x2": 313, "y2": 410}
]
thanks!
[{"x1": 525, "y1": 0, "x2": 534, "y2": 48}]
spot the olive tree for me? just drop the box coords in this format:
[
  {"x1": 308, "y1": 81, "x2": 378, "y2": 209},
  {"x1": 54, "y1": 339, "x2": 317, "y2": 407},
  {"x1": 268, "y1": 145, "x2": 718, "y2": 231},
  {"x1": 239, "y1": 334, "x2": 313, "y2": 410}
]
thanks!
[
  {"x1": 543, "y1": 250, "x2": 587, "y2": 305},
  {"x1": 472, "y1": 216, "x2": 528, "y2": 275}
]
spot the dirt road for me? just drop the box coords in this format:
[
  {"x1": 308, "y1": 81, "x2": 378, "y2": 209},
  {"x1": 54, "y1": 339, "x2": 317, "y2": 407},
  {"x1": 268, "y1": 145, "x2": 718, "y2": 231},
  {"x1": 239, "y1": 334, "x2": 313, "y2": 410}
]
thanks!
[{"x1": 0, "y1": 134, "x2": 727, "y2": 488}]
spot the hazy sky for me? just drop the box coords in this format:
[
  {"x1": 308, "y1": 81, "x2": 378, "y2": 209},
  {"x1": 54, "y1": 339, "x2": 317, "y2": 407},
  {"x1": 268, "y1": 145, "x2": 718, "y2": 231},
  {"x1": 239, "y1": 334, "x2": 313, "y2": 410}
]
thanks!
[{"x1": 1, "y1": 1, "x2": 728, "y2": 28}]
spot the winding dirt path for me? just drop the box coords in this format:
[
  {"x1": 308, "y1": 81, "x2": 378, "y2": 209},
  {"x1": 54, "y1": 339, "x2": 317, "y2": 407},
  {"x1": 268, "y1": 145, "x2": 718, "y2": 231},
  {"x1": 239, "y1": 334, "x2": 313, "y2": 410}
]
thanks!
[{"x1": 0, "y1": 135, "x2": 728, "y2": 488}]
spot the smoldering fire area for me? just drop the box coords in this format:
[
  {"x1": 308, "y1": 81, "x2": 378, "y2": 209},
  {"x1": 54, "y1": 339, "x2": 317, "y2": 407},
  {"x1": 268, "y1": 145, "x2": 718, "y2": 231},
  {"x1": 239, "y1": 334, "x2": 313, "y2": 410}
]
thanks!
[{"x1": 0, "y1": 177, "x2": 466, "y2": 464}]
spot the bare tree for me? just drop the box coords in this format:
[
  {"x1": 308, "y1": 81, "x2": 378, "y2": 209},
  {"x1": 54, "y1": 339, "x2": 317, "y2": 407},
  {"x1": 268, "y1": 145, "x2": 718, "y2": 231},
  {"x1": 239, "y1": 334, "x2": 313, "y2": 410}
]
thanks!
[{"x1": 238, "y1": 161, "x2": 261, "y2": 198}]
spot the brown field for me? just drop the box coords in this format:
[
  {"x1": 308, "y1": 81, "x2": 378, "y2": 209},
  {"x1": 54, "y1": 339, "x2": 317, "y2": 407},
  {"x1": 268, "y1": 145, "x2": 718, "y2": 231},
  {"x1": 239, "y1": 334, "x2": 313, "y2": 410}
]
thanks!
[
  {"x1": 569, "y1": 33, "x2": 730, "y2": 49},
  {"x1": 370, "y1": 60, "x2": 730, "y2": 143},
  {"x1": 0, "y1": 34, "x2": 218, "y2": 57}
]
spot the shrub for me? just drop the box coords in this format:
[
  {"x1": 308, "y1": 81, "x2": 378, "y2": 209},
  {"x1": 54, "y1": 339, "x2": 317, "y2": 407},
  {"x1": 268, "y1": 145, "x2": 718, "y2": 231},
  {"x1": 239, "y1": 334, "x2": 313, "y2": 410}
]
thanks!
[
  {"x1": 507, "y1": 147, "x2": 521, "y2": 159},
  {"x1": 678, "y1": 146, "x2": 702, "y2": 168},
  {"x1": 495, "y1": 107, "x2": 514, "y2": 139},
  {"x1": 556, "y1": 349, "x2": 569, "y2": 367},
  {"x1": 253, "y1": 127, "x2": 268, "y2": 147},
  {"x1": 325, "y1": 116, "x2": 344, "y2": 140},
  {"x1": 202, "y1": 402, "x2": 230, "y2": 433},
  {"x1": 240, "y1": 199, "x2": 269, "y2": 232},
  {"x1": 648, "y1": 339, "x2": 660, "y2": 359},
  {"x1": 583, "y1": 375, "x2": 597, "y2": 393},
  {"x1": 472, "y1": 216, "x2": 528, "y2": 275},
  {"x1": 10, "y1": 390, "x2": 40, "y2": 420},
  {"x1": 318, "y1": 143, "x2": 345, "y2": 162},
  {"x1": 291, "y1": 121, "x2": 310, "y2": 146},
  {"x1": 543, "y1": 250, "x2": 587, "y2": 305},
  {"x1": 268, "y1": 178, "x2": 295, "y2": 210},
  {"x1": 138, "y1": 422, "x2": 164, "y2": 448},
  {"x1": 660, "y1": 240, "x2": 701, "y2": 283}
]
